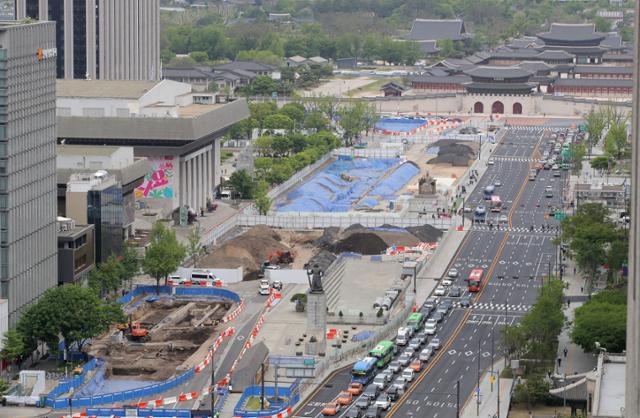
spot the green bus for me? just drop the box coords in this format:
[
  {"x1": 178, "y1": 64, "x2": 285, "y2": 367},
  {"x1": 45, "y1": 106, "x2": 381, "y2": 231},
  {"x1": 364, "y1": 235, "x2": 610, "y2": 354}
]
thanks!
[
  {"x1": 407, "y1": 312, "x2": 425, "y2": 331},
  {"x1": 369, "y1": 340, "x2": 395, "y2": 368}
]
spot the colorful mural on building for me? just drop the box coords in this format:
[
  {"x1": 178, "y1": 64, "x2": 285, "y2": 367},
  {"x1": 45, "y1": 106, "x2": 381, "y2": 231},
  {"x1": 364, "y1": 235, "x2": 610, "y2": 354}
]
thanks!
[{"x1": 135, "y1": 156, "x2": 175, "y2": 199}]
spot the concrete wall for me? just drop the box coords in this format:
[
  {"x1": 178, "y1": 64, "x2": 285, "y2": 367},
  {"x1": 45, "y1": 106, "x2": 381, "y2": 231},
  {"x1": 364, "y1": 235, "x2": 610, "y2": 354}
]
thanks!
[
  {"x1": 57, "y1": 147, "x2": 135, "y2": 169},
  {"x1": 138, "y1": 79, "x2": 191, "y2": 108},
  {"x1": 265, "y1": 269, "x2": 308, "y2": 284},
  {"x1": 57, "y1": 97, "x2": 134, "y2": 117},
  {"x1": 0, "y1": 300, "x2": 7, "y2": 351}
]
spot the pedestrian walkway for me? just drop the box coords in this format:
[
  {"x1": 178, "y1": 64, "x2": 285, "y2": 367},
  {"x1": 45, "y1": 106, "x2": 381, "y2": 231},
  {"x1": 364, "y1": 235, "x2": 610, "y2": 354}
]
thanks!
[
  {"x1": 555, "y1": 300, "x2": 597, "y2": 376},
  {"x1": 461, "y1": 360, "x2": 513, "y2": 418}
]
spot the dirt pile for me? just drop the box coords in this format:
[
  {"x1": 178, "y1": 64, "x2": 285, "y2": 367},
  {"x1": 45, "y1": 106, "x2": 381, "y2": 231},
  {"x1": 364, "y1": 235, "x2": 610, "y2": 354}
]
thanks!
[
  {"x1": 328, "y1": 224, "x2": 437, "y2": 255},
  {"x1": 427, "y1": 139, "x2": 477, "y2": 166}
]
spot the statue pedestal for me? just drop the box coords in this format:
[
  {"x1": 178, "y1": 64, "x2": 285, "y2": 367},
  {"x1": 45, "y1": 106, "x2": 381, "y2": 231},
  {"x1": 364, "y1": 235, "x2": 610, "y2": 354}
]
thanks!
[{"x1": 305, "y1": 291, "x2": 327, "y2": 356}]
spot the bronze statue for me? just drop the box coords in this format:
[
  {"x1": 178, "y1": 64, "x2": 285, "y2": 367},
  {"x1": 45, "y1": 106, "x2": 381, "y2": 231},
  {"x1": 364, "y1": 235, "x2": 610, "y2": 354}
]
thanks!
[{"x1": 305, "y1": 263, "x2": 324, "y2": 293}]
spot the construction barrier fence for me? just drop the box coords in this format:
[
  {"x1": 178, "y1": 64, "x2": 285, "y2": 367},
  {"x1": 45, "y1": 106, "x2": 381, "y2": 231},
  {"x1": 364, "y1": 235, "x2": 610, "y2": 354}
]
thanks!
[{"x1": 233, "y1": 383, "x2": 299, "y2": 417}]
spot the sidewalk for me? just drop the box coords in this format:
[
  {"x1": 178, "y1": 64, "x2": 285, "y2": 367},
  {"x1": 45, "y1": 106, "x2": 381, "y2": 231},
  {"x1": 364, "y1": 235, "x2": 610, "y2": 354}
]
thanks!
[{"x1": 461, "y1": 360, "x2": 513, "y2": 418}]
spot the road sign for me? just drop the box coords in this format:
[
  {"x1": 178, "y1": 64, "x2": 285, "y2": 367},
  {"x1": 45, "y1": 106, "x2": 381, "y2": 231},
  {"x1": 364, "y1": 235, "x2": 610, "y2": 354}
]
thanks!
[
  {"x1": 489, "y1": 375, "x2": 495, "y2": 384},
  {"x1": 554, "y1": 212, "x2": 567, "y2": 221}
]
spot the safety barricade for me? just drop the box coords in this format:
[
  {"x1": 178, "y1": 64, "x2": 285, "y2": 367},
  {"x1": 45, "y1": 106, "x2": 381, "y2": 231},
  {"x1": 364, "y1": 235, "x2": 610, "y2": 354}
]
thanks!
[
  {"x1": 222, "y1": 299, "x2": 245, "y2": 323},
  {"x1": 194, "y1": 327, "x2": 236, "y2": 373}
]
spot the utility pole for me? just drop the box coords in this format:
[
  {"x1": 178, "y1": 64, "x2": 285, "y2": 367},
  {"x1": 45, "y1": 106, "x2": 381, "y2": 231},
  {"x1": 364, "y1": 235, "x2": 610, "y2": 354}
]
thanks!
[
  {"x1": 461, "y1": 195, "x2": 465, "y2": 229},
  {"x1": 497, "y1": 365, "x2": 501, "y2": 418},
  {"x1": 548, "y1": 260, "x2": 552, "y2": 284},
  {"x1": 491, "y1": 327, "x2": 495, "y2": 393},
  {"x1": 476, "y1": 338, "x2": 481, "y2": 416},
  {"x1": 261, "y1": 363, "x2": 265, "y2": 410},
  {"x1": 456, "y1": 380, "x2": 461, "y2": 418}
]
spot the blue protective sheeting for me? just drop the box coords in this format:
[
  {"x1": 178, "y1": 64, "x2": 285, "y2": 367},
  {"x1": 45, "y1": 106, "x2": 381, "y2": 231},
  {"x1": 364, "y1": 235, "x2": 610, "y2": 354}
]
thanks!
[
  {"x1": 352, "y1": 330, "x2": 376, "y2": 342},
  {"x1": 276, "y1": 158, "x2": 402, "y2": 212},
  {"x1": 367, "y1": 162, "x2": 420, "y2": 200},
  {"x1": 375, "y1": 117, "x2": 428, "y2": 133}
]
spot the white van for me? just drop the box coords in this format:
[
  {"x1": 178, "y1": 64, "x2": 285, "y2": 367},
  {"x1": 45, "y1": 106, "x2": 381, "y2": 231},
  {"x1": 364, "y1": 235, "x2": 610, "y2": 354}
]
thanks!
[
  {"x1": 424, "y1": 320, "x2": 437, "y2": 335},
  {"x1": 396, "y1": 327, "x2": 412, "y2": 346},
  {"x1": 219, "y1": 189, "x2": 232, "y2": 199},
  {"x1": 190, "y1": 269, "x2": 219, "y2": 285},
  {"x1": 401, "y1": 368, "x2": 415, "y2": 382}
]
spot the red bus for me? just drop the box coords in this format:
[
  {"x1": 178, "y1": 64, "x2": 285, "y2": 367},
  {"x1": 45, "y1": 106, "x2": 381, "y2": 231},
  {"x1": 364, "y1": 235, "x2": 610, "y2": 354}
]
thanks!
[{"x1": 467, "y1": 269, "x2": 484, "y2": 292}]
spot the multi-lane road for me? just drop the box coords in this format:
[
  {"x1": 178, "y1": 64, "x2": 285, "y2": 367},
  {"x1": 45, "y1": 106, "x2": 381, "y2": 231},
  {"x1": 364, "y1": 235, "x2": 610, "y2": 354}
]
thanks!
[{"x1": 293, "y1": 126, "x2": 565, "y2": 418}]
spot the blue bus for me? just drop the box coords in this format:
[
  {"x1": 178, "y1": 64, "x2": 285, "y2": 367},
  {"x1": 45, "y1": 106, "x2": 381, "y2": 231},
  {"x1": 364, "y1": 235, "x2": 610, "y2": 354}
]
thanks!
[{"x1": 351, "y1": 357, "x2": 378, "y2": 384}]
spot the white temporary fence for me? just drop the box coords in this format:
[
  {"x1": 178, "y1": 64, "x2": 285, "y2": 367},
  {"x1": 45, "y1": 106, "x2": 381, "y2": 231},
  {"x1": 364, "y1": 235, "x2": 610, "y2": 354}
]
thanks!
[
  {"x1": 333, "y1": 147, "x2": 403, "y2": 158},
  {"x1": 236, "y1": 213, "x2": 453, "y2": 230}
]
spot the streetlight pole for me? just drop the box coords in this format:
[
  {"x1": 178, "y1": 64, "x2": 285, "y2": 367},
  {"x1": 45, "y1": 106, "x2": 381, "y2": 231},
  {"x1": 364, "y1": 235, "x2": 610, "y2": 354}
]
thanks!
[
  {"x1": 210, "y1": 345, "x2": 215, "y2": 417},
  {"x1": 456, "y1": 380, "x2": 460, "y2": 418},
  {"x1": 491, "y1": 327, "x2": 495, "y2": 393}
]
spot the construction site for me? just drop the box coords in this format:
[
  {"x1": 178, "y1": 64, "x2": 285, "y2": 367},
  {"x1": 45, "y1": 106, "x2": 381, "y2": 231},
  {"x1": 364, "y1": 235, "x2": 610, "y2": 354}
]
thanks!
[{"x1": 85, "y1": 296, "x2": 230, "y2": 389}]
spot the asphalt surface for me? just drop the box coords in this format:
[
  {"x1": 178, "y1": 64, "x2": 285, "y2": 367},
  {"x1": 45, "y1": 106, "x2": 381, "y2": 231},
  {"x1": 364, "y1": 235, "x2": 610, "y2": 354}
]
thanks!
[{"x1": 292, "y1": 126, "x2": 567, "y2": 418}]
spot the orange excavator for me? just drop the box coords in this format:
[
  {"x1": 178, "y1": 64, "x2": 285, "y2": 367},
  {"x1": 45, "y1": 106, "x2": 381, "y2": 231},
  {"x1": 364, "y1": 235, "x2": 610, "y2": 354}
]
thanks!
[
  {"x1": 267, "y1": 250, "x2": 295, "y2": 265},
  {"x1": 115, "y1": 316, "x2": 150, "y2": 342}
]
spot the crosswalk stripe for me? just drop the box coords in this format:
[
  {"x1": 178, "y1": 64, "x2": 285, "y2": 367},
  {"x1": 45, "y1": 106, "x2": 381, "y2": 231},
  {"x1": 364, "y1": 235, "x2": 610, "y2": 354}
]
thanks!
[
  {"x1": 453, "y1": 302, "x2": 532, "y2": 311},
  {"x1": 470, "y1": 225, "x2": 558, "y2": 234}
]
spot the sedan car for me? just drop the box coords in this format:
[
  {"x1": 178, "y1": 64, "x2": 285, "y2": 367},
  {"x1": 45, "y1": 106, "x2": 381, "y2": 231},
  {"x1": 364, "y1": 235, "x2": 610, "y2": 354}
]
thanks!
[
  {"x1": 392, "y1": 377, "x2": 407, "y2": 394},
  {"x1": 419, "y1": 347, "x2": 433, "y2": 361},
  {"x1": 322, "y1": 402, "x2": 340, "y2": 416},
  {"x1": 409, "y1": 338, "x2": 422, "y2": 351},
  {"x1": 460, "y1": 295, "x2": 472, "y2": 308},
  {"x1": 398, "y1": 353, "x2": 412, "y2": 367},
  {"x1": 424, "y1": 297, "x2": 438, "y2": 311},
  {"x1": 434, "y1": 286, "x2": 446, "y2": 296},
  {"x1": 374, "y1": 395, "x2": 391, "y2": 411},
  {"x1": 487, "y1": 159, "x2": 495, "y2": 165},
  {"x1": 388, "y1": 361, "x2": 402, "y2": 374},
  {"x1": 428, "y1": 338, "x2": 442, "y2": 350},
  {"x1": 363, "y1": 384, "x2": 380, "y2": 399},
  {"x1": 431, "y1": 311, "x2": 444, "y2": 323},
  {"x1": 381, "y1": 367, "x2": 395, "y2": 380},
  {"x1": 403, "y1": 346, "x2": 417, "y2": 358},
  {"x1": 409, "y1": 359, "x2": 423, "y2": 372},
  {"x1": 337, "y1": 391, "x2": 353, "y2": 406},
  {"x1": 448, "y1": 268, "x2": 459, "y2": 278},
  {"x1": 448, "y1": 286, "x2": 461, "y2": 297},
  {"x1": 494, "y1": 180, "x2": 502, "y2": 187},
  {"x1": 364, "y1": 406, "x2": 381, "y2": 418},
  {"x1": 347, "y1": 382, "x2": 363, "y2": 396},
  {"x1": 355, "y1": 396, "x2": 372, "y2": 410},
  {"x1": 499, "y1": 214, "x2": 508, "y2": 223},
  {"x1": 441, "y1": 278, "x2": 453, "y2": 286},
  {"x1": 346, "y1": 407, "x2": 363, "y2": 418},
  {"x1": 415, "y1": 332, "x2": 428, "y2": 345}
]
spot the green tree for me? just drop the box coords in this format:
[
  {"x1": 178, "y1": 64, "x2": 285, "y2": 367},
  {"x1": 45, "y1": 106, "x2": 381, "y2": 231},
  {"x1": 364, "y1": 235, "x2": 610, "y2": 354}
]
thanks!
[
  {"x1": 571, "y1": 288, "x2": 626, "y2": 353},
  {"x1": 17, "y1": 285, "x2": 125, "y2": 360},
  {"x1": 142, "y1": 222, "x2": 187, "y2": 294},
  {"x1": 248, "y1": 76, "x2": 278, "y2": 96},
  {"x1": 590, "y1": 155, "x2": 614, "y2": 171},
  {"x1": 167, "y1": 56, "x2": 197, "y2": 67},
  {"x1": 338, "y1": 100, "x2": 378, "y2": 146},
  {"x1": 88, "y1": 255, "x2": 125, "y2": 298},
  {"x1": 303, "y1": 110, "x2": 329, "y2": 132},
  {"x1": 189, "y1": 51, "x2": 209, "y2": 63},
  {"x1": 187, "y1": 227, "x2": 204, "y2": 268},
  {"x1": 585, "y1": 109, "x2": 606, "y2": 152},
  {"x1": 593, "y1": 16, "x2": 612, "y2": 33},
  {"x1": 120, "y1": 243, "x2": 140, "y2": 288},
  {"x1": 604, "y1": 117, "x2": 630, "y2": 160},
  {"x1": 501, "y1": 324, "x2": 527, "y2": 366},
  {"x1": 264, "y1": 114, "x2": 294, "y2": 131},
  {"x1": 1, "y1": 329, "x2": 26, "y2": 370},
  {"x1": 512, "y1": 375, "x2": 551, "y2": 408},
  {"x1": 279, "y1": 103, "x2": 306, "y2": 127},
  {"x1": 520, "y1": 280, "x2": 565, "y2": 363},
  {"x1": 249, "y1": 102, "x2": 278, "y2": 134},
  {"x1": 227, "y1": 169, "x2": 256, "y2": 198}
]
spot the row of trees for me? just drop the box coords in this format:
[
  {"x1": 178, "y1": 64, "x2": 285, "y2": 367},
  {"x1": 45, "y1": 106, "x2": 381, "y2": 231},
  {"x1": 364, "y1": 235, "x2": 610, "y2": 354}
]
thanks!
[
  {"x1": 501, "y1": 279, "x2": 565, "y2": 368},
  {"x1": 238, "y1": 65, "x2": 333, "y2": 97},
  {"x1": 585, "y1": 107, "x2": 631, "y2": 169},
  {"x1": 559, "y1": 203, "x2": 628, "y2": 287},
  {"x1": 571, "y1": 287, "x2": 626, "y2": 353},
  {"x1": 1, "y1": 223, "x2": 189, "y2": 367}
]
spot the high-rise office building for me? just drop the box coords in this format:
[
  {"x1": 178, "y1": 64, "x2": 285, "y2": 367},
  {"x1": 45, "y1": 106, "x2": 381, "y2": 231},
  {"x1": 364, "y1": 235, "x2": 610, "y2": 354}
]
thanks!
[
  {"x1": 0, "y1": 21, "x2": 58, "y2": 324},
  {"x1": 15, "y1": 0, "x2": 160, "y2": 80},
  {"x1": 626, "y1": 0, "x2": 640, "y2": 414}
]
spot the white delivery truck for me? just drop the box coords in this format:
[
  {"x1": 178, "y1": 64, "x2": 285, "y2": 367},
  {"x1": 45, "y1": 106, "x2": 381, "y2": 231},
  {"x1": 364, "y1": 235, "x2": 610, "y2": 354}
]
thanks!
[{"x1": 395, "y1": 327, "x2": 412, "y2": 346}]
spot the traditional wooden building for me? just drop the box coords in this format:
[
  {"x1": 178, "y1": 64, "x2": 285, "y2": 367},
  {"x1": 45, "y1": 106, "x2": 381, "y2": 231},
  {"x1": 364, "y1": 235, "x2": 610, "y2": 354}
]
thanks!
[
  {"x1": 537, "y1": 23, "x2": 607, "y2": 64},
  {"x1": 380, "y1": 82, "x2": 408, "y2": 97}
]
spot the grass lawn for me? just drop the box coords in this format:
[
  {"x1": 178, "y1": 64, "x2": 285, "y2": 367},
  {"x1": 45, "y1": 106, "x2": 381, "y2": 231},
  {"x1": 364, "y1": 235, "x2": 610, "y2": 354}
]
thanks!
[{"x1": 345, "y1": 77, "x2": 402, "y2": 96}]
